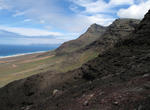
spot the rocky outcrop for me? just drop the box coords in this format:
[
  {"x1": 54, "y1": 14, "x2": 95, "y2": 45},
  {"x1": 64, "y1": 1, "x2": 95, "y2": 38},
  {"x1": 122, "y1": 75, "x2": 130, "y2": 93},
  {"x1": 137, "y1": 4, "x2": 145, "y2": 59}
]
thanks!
[
  {"x1": 56, "y1": 19, "x2": 140, "y2": 55},
  {"x1": 45, "y1": 19, "x2": 139, "y2": 75},
  {"x1": 81, "y1": 11, "x2": 150, "y2": 81},
  {"x1": 85, "y1": 19, "x2": 140, "y2": 52}
]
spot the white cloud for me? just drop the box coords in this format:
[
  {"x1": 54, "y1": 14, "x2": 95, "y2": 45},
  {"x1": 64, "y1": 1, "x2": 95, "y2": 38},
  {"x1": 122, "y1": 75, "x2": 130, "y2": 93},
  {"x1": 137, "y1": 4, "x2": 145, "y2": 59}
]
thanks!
[
  {"x1": 0, "y1": 0, "x2": 9, "y2": 10},
  {"x1": 1, "y1": 0, "x2": 114, "y2": 34},
  {"x1": 71, "y1": 0, "x2": 109, "y2": 13},
  {"x1": 109, "y1": 0, "x2": 134, "y2": 5},
  {"x1": 69, "y1": 5, "x2": 81, "y2": 13},
  {"x1": 15, "y1": 38, "x2": 67, "y2": 45},
  {"x1": 40, "y1": 20, "x2": 45, "y2": 24},
  {"x1": 1, "y1": 0, "x2": 149, "y2": 39},
  {"x1": 0, "y1": 37, "x2": 68, "y2": 45},
  {"x1": 13, "y1": 11, "x2": 27, "y2": 17},
  {"x1": 87, "y1": 14, "x2": 115, "y2": 26},
  {"x1": 23, "y1": 19, "x2": 32, "y2": 22},
  {"x1": 71, "y1": 0, "x2": 134, "y2": 14},
  {"x1": 117, "y1": 0, "x2": 150, "y2": 19},
  {"x1": 69, "y1": 0, "x2": 134, "y2": 29},
  {"x1": 0, "y1": 25, "x2": 63, "y2": 36}
]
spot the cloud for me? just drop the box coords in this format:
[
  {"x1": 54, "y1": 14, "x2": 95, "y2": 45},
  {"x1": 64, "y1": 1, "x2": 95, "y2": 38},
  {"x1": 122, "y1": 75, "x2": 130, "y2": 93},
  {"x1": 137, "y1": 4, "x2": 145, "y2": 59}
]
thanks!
[
  {"x1": 0, "y1": 25, "x2": 63, "y2": 36},
  {"x1": 71, "y1": 0, "x2": 134, "y2": 14},
  {"x1": 71, "y1": 0, "x2": 109, "y2": 13},
  {"x1": 87, "y1": 14, "x2": 115, "y2": 26},
  {"x1": 69, "y1": 0, "x2": 134, "y2": 30},
  {"x1": 14, "y1": 38, "x2": 67, "y2": 45},
  {"x1": 0, "y1": 27, "x2": 77, "y2": 45},
  {"x1": 0, "y1": 0, "x2": 115, "y2": 36},
  {"x1": 1, "y1": 0, "x2": 149, "y2": 41},
  {"x1": 0, "y1": 0, "x2": 9, "y2": 10},
  {"x1": 1, "y1": 0, "x2": 116, "y2": 34},
  {"x1": 13, "y1": 11, "x2": 27, "y2": 17},
  {"x1": 0, "y1": 37, "x2": 68, "y2": 45},
  {"x1": 109, "y1": 0, "x2": 134, "y2": 5},
  {"x1": 117, "y1": 0, "x2": 150, "y2": 19},
  {"x1": 23, "y1": 19, "x2": 32, "y2": 22},
  {"x1": 40, "y1": 20, "x2": 45, "y2": 24}
]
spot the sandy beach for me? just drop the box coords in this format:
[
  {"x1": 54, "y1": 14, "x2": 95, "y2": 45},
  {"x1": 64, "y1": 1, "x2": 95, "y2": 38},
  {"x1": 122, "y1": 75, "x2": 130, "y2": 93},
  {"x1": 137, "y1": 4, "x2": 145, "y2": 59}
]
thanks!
[{"x1": 0, "y1": 51, "x2": 48, "y2": 60}]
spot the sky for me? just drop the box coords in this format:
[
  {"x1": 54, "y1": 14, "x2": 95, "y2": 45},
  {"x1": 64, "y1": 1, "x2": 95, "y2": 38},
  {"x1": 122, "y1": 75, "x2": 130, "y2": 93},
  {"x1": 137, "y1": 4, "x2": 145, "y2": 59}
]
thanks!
[{"x1": 0, "y1": 0, "x2": 150, "y2": 45}]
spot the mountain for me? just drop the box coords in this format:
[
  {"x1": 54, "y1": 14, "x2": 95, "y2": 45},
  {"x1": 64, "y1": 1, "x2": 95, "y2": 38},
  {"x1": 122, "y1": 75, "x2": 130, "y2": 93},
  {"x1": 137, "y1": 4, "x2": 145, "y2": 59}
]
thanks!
[
  {"x1": 55, "y1": 19, "x2": 140, "y2": 55},
  {"x1": 49, "y1": 19, "x2": 140, "y2": 72},
  {"x1": 0, "y1": 19, "x2": 140, "y2": 88},
  {"x1": 55, "y1": 24, "x2": 107, "y2": 55},
  {"x1": 84, "y1": 18, "x2": 140, "y2": 51},
  {"x1": 0, "y1": 14, "x2": 148, "y2": 110}
]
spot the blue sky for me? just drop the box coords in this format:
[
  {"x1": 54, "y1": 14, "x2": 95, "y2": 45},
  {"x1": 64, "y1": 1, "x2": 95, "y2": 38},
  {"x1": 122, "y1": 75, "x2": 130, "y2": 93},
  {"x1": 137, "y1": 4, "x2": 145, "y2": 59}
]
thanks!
[{"x1": 0, "y1": 0, "x2": 150, "y2": 45}]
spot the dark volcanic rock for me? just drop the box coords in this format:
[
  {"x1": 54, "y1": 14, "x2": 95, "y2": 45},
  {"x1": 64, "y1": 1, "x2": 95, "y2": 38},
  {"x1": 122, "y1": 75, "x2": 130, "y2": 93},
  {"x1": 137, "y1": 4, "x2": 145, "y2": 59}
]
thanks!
[
  {"x1": 86, "y1": 23, "x2": 105, "y2": 33},
  {"x1": 81, "y1": 12, "x2": 150, "y2": 81},
  {"x1": 49, "y1": 19, "x2": 139, "y2": 74},
  {"x1": 56, "y1": 19, "x2": 140, "y2": 56},
  {"x1": 0, "y1": 10, "x2": 150, "y2": 110},
  {"x1": 85, "y1": 18, "x2": 140, "y2": 52}
]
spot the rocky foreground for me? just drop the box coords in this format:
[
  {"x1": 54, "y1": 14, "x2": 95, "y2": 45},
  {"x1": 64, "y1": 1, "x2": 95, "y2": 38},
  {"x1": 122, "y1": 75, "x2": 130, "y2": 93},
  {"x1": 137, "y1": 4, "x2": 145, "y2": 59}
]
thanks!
[{"x1": 0, "y1": 10, "x2": 150, "y2": 110}]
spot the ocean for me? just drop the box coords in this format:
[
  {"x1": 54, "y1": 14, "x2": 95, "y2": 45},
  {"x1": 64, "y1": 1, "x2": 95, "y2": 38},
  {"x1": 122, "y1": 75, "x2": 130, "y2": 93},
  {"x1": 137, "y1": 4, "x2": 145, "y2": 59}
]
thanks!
[{"x1": 0, "y1": 44, "x2": 60, "y2": 58}]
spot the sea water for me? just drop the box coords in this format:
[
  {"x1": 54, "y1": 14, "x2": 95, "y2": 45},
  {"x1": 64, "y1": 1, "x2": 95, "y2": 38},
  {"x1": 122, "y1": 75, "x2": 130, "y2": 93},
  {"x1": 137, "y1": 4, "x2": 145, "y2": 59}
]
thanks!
[{"x1": 0, "y1": 44, "x2": 60, "y2": 58}]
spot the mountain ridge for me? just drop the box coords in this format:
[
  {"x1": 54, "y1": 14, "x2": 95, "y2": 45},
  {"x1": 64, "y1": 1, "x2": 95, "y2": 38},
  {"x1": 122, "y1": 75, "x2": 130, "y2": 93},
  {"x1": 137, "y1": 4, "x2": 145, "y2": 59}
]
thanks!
[
  {"x1": 0, "y1": 18, "x2": 140, "y2": 88},
  {"x1": 55, "y1": 18, "x2": 140, "y2": 55},
  {"x1": 55, "y1": 24, "x2": 106, "y2": 55},
  {"x1": 1, "y1": 14, "x2": 149, "y2": 110}
]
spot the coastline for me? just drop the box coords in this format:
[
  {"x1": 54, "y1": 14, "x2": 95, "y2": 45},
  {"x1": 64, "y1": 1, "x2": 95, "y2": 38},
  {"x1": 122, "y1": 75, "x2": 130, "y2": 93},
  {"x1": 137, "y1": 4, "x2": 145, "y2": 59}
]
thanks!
[{"x1": 0, "y1": 51, "x2": 48, "y2": 59}]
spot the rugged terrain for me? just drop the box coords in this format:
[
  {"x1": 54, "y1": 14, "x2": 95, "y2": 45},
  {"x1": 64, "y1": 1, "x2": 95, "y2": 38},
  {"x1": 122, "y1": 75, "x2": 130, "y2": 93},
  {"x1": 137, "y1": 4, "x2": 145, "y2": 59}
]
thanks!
[
  {"x1": 0, "y1": 19, "x2": 140, "y2": 87},
  {"x1": 55, "y1": 24, "x2": 106, "y2": 54},
  {"x1": 0, "y1": 9, "x2": 150, "y2": 110}
]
